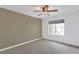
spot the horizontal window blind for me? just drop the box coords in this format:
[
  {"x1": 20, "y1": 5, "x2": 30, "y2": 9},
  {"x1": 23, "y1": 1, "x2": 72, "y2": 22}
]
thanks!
[{"x1": 49, "y1": 19, "x2": 64, "y2": 24}]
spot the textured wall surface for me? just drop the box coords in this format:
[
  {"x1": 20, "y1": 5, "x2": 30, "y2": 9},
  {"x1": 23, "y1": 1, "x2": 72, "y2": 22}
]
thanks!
[{"x1": 0, "y1": 8, "x2": 42, "y2": 49}]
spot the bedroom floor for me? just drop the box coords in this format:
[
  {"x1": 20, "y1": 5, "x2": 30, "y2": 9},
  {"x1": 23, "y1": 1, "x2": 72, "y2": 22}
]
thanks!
[{"x1": 0, "y1": 39, "x2": 79, "y2": 54}]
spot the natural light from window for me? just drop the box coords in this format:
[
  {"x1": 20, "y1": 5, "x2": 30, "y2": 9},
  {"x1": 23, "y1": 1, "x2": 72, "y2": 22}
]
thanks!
[{"x1": 48, "y1": 20, "x2": 64, "y2": 36}]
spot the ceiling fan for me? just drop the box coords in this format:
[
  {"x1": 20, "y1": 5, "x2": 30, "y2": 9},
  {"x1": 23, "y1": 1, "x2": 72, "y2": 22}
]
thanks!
[{"x1": 34, "y1": 5, "x2": 58, "y2": 16}]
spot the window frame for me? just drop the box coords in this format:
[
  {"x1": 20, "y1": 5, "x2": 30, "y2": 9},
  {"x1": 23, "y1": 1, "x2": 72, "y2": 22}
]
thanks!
[{"x1": 48, "y1": 19, "x2": 64, "y2": 36}]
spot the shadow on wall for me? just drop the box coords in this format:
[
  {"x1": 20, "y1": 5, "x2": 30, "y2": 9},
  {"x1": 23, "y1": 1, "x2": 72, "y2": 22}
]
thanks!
[{"x1": 0, "y1": 8, "x2": 42, "y2": 49}]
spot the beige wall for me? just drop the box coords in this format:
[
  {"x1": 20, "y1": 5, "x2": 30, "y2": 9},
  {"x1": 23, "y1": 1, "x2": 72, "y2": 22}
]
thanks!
[{"x1": 0, "y1": 8, "x2": 42, "y2": 49}]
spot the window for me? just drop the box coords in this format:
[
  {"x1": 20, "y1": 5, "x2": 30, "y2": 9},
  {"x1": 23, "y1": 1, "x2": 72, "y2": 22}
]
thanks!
[{"x1": 48, "y1": 19, "x2": 64, "y2": 36}]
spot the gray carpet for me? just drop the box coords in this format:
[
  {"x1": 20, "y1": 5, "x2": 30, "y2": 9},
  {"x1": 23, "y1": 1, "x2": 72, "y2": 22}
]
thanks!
[{"x1": 0, "y1": 39, "x2": 79, "y2": 54}]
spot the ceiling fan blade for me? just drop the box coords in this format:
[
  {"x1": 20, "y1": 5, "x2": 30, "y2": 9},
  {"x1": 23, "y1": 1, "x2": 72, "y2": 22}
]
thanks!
[
  {"x1": 47, "y1": 9, "x2": 58, "y2": 12},
  {"x1": 38, "y1": 13, "x2": 42, "y2": 16},
  {"x1": 33, "y1": 10, "x2": 42, "y2": 12}
]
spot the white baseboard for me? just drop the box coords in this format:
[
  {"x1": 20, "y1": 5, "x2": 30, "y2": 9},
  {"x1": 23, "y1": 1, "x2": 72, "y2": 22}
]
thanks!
[{"x1": 0, "y1": 38, "x2": 41, "y2": 52}]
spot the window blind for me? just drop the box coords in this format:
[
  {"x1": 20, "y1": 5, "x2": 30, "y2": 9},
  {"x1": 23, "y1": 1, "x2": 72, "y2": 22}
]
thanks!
[{"x1": 49, "y1": 19, "x2": 64, "y2": 24}]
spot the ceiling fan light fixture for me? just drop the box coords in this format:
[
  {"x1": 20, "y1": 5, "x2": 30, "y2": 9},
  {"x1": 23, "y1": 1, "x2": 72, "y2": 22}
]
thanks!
[{"x1": 34, "y1": 5, "x2": 58, "y2": 16}]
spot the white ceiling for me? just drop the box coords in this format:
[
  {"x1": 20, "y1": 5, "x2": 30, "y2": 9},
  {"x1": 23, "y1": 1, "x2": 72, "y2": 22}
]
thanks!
[{"x1": 0, "y1": 5, "x2": 79, "y2": 18}]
